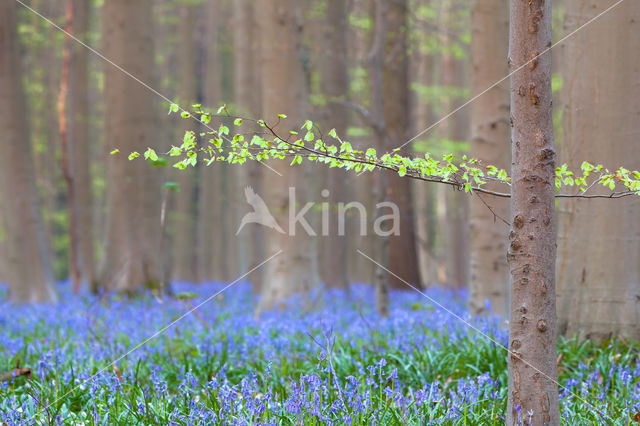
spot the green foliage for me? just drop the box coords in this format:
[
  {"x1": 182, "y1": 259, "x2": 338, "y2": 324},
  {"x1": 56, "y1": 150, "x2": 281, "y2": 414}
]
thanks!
[{"x1": 123, "y1": 105, "x2": 640, "y2": 199}]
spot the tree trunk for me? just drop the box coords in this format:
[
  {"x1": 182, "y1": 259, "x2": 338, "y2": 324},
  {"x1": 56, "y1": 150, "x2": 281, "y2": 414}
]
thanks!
[
  {"x1": 468, "y1": 0, "x2": 510, "y2": 317},
  {"x1": 171, "y1": 3, "x2": 198, "y2": 283},
  {"x1": 319, "y1": 0, "x2": 350, "y2": 290},
  {"x1": 557, "y1": 1, "x2": 640, "y2": 341},
  {"x1": 0, "y1": 1, "x2": 57, "y2": 303},
  {"x1": 99, "y1": 0, "x2": 162, "y2": 292},
  {"x1": 438, "y1": 0, "x2": 470, "y2": 290},
  {"x1": 506, "y1": 0, "x2": 559, "y2": 423},
  {"x1": 410, "y1": 0, "x2": 437, "y2": 289},
  {"x1": 196, "y1": 0, "x2": 232, "y2": 284},
  {"x1": 382, "y1": 0, "x2": 421, "y2": 290},
  {"x1": 69, "y1": 0, "x2": 96, "y2": 291},
  {"x1": 233, "y1": 0, "x2": 264, "y2": 292},
  {"x1": 256, "y1": 0, "x2": 319, "y2": 313}
]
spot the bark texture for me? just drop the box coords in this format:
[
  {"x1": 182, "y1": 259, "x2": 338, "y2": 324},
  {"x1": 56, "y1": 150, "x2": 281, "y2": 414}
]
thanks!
[
  {"x1": 557, "y1": 0, "x2": 640, "y2": 340},
  {"x1": 0, "y1": 1, "x2": 57, "y2": 303},
  {"x1": 506, "y1": 0, "x2": 559, "y2": 423},
  {"x1": 99, "y1": 0, "x2": 162, "y2": 292},
  {"x1": 468, "y1": 0, "x2": 510, "y2": 316},
  {"x1": 256, "y1": 0, "x2": 318, "y2": 313}
]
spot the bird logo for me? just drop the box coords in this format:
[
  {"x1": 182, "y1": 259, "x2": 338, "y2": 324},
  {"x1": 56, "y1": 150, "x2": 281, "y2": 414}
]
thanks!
[{"x1": 236, "y1": 186, "x2": 285, "y2": 235}]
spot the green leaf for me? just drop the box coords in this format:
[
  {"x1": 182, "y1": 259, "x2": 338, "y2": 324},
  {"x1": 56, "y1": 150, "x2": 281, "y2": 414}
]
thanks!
[
  {"x1": 234, "y1": 118, "x2": 243, "y2": 126},
  {"x1": 163, "y1": 182, "x2": 180, "y2": 192},
  {"x1": 277, "y1": 113, "x2": 287, "y2": 119},
  {"x1": 110, "y1": 149, "x2": 120, "y2": 155},
  {"x1": 168, "y1": 103, "x2": 179, "y2": 114},
  {"x1": 200, "y1": 113, "x2": 211, "y2": 124},
  {"x1": 128, "y1": 152, "x2": 140, "y2": 161},
  {"x1": 181, "y1": 111, "x2": 191, "y2": 119},
  {"x1": 144, "y1": 148, "x2": 158, "y2": 162},
  {"x1": 398, "y1": 165, "x2": 407, "y2": 177},
  {"x1": 216, "y1": 104, "x2": 226, "y2": 114}
]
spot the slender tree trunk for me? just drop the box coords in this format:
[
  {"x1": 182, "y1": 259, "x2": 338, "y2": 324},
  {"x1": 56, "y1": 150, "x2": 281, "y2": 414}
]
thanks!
[
  {"x1": 233, "y1": 0, "x2": 264, "y2": 292},
  {"x1": 557, "y1": 1, "x2": 640, "y2": 340},
  {"x1": 438, "y1": 0, "x2": 469, "y2": 289},
  {"x1": 59, "y1": 0, "x2": 82, "y2": 294},
  {"x1": 196, "y1": 0, "x2": 230, "y2": 284},
  {"x1": 348, "y1": 0, "x2": 376, "y2": 286},
  {"x1": 369, "y1": 0, "x2": 390, "y2": 315},
  {"x1": 320, "y1": 0, "x2": 350, "y2": 290},
  {"x1": 99, "y1": 0, "x2": 162, "y2": 292},
  {"x1": 256, "y1": 0, "x2": 319, "y2": 313},
  {"x1": 468, "y1": 0, "x2": 510, "y2": 317},
  {"x1": 69, "y1": 0, "x2": 96, "y2": 291},
  {"x1": 410, "y1": 0, "x2": 437, "y2": 289},
  {"x1": 382, "y1": 0, "x2": 421, "y2": 290},
  {"x1": 506, "y1": 0, "x2": 559, "y2": 423},
  {"x1": 171, "y1": 3, "x2": 198, "y2": 283},
  {"x1": 0, "y1": 1, "x2": 57, "y2": 303}
]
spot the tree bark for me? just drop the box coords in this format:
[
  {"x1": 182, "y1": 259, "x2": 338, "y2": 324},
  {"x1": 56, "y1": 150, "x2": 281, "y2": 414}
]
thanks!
[
  {"x1": 468, "y1": 0, "x2": 510, "y2": 317},
  {"x1": 320, "y1": 0, "x2": 350, "y2": 290},
  {"x1": 68, "y1": 0, "x2": 96, "y2": 291},
  {"x1": 506, "y1": 0, "x2": 559, "y2": 423},
  {"x1": 383, "y1": 0, "x2": 421, "y2": 290},
  {"x1": 0, "y1": 1, "x2": 57, "y2": 303},
  {"x1": 256, "y1": 0, "x2": 319, "y2": 313},
  {"x1": 557, "y1": 1, "x2": 640, "y2": 341},
  {"x1": 233, "y1": 0, "x2": 264, "y2": 292},
  {"x1": 99, "y1": 0, "x2": 162, "y2": 292},
  {"x1": 59, "y1": 0, "x2": 82, "y2": 294},
  {"x1": 171, "y1": 3, "x2": 198, "y2": 283},
  {"x1": 410, "y1": 0, "x2": 437, "y2": 289}
]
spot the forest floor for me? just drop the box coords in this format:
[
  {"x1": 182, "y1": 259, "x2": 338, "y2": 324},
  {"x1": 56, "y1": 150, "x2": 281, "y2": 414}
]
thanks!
[{"x1": 0, "y1": 282, "x2": 638, "y2": 424}]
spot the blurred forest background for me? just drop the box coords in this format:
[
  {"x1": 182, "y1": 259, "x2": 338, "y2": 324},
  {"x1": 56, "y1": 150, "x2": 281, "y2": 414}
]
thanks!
[{"x1": 0, "y1": 0, "x2": 637, "y2": 336}]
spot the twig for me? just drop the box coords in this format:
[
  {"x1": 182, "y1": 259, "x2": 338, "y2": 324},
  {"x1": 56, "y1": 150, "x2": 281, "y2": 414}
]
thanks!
[{"x1": 0, "y1": 368, "x2": 31, "y2": 383}]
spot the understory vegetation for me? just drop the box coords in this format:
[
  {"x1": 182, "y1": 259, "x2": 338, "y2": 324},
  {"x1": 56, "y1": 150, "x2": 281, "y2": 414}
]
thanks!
[{"x1": 1, "y1": 283, "x2": 638, "y2": 424}]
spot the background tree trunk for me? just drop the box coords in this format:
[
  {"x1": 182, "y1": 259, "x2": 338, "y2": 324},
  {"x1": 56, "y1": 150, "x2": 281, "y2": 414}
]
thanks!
[
  {"x1": 320, "y1": 0, "x2": 350, "y2": 290},
  {"x1": 383, "y1": 0, "x2": 421, "y2": 290},
  {"x1": 468, "y1": 0, "x2": 510, "y2": 317},
  {"x1": 557, "y1": 0, "x2": 640, "y2": 340},
  {"x1": 196, "y1": 0, "x2": 229, "y2": 283},
  {"x1": 0, "y1": 1, "x2": 57, "y2": 303},
  {"x1": 171, "y1": 3, "x2": 198, "y2": 283},
  {"x1": 69, "y1": 0, "x2": 95, "y2": 290},
  {"x1": 99, "y1": 0, "x2": 162, "y2": 292},
  {"x1": 233, "y1": 0, "x2": 264, "y2": 292},
  {"x1": 256, "y1": 0, "x2": 319, "y2": 313},
  {"x1": 506, "y1": 0, "x2": 559, "y2": 423}
]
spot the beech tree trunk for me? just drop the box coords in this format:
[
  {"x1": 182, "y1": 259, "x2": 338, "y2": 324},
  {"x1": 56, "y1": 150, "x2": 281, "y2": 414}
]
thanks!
[
  {"x1": 320, "y1": 0, "x2": 350, "y2": 290},
  {"x1": 196, "y1": 0, "x2": 229, "y2": 283},
  {"x1": 0, "y1": 1, "x2": 57, "y2": 303},
  {"x1": 557, "y1": 1, "x2": 640, "y2": 340},
  {"x1": 256, "y1": 0, "x2": 319, "y2": 313},
  {"x1": 468, "y1": 0, "x2": 510, "y2": 317},
  {"x1": 383, "y1": 0, "x2": 421, "y2": 290},
  {"x1": 410, "y1": 0, "x2": 437, "y2": 289},
  {"x1": 171, "y1": 3, "x2": 198, "y2": 283},
  {"x1": 233, "y1": 0, "x2": 264, "y2": 292},
  {"x1": 69, "y1": 0, "x2": 96, "y2": 290},
  {"x1": 506, "y1": 0, "x2": 559, "y2": 423},
  {"x1": 99, "y1": 0, "x2": 162, "y2": 292}
]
